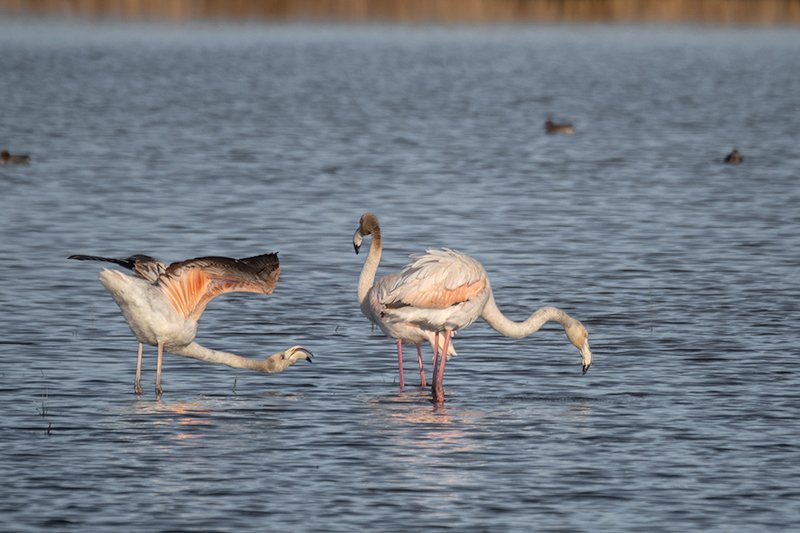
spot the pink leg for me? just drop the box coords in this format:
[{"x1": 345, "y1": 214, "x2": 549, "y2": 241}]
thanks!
[
  {"x1": 437, "y1": 330, "x2": 452, "y2": 385},
  {"x1": 416, "y1": 343, "x2": 426, "y2": 387},
  {"x1": 155, "y1": 342, "x2": 164, "y2": 396},
  {"x1": 432, "y1": 330, "x2": 452, "y2": 403},
  {"x1": 431, "y1": 332, "x2": 440, "y2": 384},
  {"x1": 396, "y1": 340, "x2": 405, "y2": 390},
  {"x1": 134, "y1": 342, "x2": 144, "y2": 394}
]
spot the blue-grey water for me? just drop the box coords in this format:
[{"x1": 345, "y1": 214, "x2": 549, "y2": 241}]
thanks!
[{"x1": 1, "y1": 20, "x2": 799, "y2": 531}]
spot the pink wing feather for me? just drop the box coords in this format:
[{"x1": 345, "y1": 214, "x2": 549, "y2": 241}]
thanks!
[
  {"x1": 383, "y1": 249, "x2": 487, "y2": 309},
  {"x1": 158, "y1": 254, "x2": 280, "y2": 320}
]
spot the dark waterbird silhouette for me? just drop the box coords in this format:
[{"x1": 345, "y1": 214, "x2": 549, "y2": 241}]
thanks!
[
  {"x1": 724, "y1": 149, "x2": 742, "y2": 163},
  {"x1": 545, "y1": 121, "x2": 574, "y2": 134},
  {"x1": 1, "y1": 151, "x2": 30, "y2": 164}
]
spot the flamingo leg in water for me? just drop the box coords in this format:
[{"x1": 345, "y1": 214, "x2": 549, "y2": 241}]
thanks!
[
  {"x1": 432, "y1": 330, "x2": 452, "y2": 403},
  {"x1": 155, "y1": 342, "x2": 164, "y2": 395},
  {"x1": 134, "y1": 342, "x2": 144, "y2": 394},
  {"x1": 396, "y1": 340, "x2": 405, "y2": 390},
  {"x1": 417, "y1": 343, "x2": 426, "y2": 387},
  {"x1": 437, "y1": 330, "x2": 452, "y2": 385},
  {"x1": 431, "y1": 332, "x2": 440, "y2": 386}
]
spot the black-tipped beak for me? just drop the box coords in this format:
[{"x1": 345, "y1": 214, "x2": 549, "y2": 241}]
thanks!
[
  {"x1": 353, "y1": 228, "x2": 364, "y2": 255},
  {"x1": 301, "y1": 348, "x2": 313, "y2": 363},
  {"x1": 289, "y1": 346, "x2": 313, "y2": 363},
  {"x1": 580, "y1": 342, "x2": 592, "y2": 375}
]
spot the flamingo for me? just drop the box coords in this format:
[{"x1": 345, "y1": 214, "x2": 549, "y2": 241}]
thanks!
[
  {"x1": 69, "y1": 253, "x2": 312, "y2": 395},
  {"x1": 379, "y1": 248, "x2": 592, "y2": 402},
  {"x1": 353, "y1": 213, "x2": 456, "y2": 390},
  {"x1": 545, "y1": 121, "x2": 574, "y2": 134}
]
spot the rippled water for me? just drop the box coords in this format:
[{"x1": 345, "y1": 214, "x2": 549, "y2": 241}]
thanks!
[{"x1": 1, "y1": 20, "x2": 799, "y2": 531}]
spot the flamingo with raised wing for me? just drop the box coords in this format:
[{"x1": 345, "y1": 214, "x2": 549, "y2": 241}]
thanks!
[
  {"x1": 70, "y1": 253, "x2": 312, "y2": 395},
  {"x1": 380, "y1": 248, "x2": 592, "y2": 401},
  {"x1": 353, "y1": 214, "x2": 456, "y2": 389}
]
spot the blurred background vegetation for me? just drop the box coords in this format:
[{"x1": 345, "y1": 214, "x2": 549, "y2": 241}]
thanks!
[{"x1": 1, "y1": 0, "x2": 799, "y2": 24}]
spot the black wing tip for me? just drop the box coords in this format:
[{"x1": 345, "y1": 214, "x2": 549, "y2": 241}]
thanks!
[
  {"x1": 239, "y1": 252, "x2": 279, "y2": 262},
  {"x1": 238, "y1": 253, "x2": 281, "y2": 274},
  {"x1": 67, "y1": 254, "x2": 154, "y2": 272},
  {"x1": 68, "y1": 254, "x2": 126, "y2": 264}
]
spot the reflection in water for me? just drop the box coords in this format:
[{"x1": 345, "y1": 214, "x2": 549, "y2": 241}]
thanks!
[
  {"x1": 365, "y1": 391, "x2": 596, "y2": 462},
  {"x1": 116, "y1": 393, "x2": 305, "y2": 441},
  {"x1": 131, "y1": 401, "x2": 215, "y2": 441},
  {"x1": 564, "y1": 401, "x2": 592, "y2": 419},
  {"x1": 393, "y1": 401, "x2": 481, "y2": 452},
  {"x1": 361, "y1": 391, "x2": 488, "y2": 505},
  {"x1": 364, "y1": 391, "x2": 481, "y2": 448}
]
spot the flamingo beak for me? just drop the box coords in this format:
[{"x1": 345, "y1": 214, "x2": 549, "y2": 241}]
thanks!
[
  {"x1": 288, "y1": 346, "x2": 313, "y2": 363},
  {"x1": 580, "y1": 341, "x2": 592, "y2": 375},
  {"x1": 299, "y1": 347, "x2": 313, "y2": 363},
  {"x1": 353, "y1": 230, "x2": 363, "y2": 254}
]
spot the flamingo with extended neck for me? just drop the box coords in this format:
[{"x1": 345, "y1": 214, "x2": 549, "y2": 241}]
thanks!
[
  {"x1": 70, "y1": 253, "x2": 312, "y2": 395},
  {"x1": 380, "y1": 248, "x2": 592, "y2": 402},
  {"x1": 353, "y1": 213, "x2": 456, "y2": 389}
]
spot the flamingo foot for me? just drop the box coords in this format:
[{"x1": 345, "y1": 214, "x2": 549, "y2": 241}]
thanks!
[{"x1": 432, "y1": 381, "x2": 445, "y2": 403}]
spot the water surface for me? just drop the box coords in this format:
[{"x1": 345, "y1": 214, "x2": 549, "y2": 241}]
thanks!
[{"x1": 1, "y1": 21, "x2": 799, "y2": 531}]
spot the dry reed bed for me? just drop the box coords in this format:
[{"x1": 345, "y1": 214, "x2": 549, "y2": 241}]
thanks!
[{"x1": 1, "y1": 0, "x2": 799, "y2": 23}]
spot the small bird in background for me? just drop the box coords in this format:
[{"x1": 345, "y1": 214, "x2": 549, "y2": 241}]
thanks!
[
  {"x1": 545, "y1": 121, "x2": 574, "y2": 134},
  {"x1": 1, "y1": 151, "x2": 31, "y2": 164},
  {"x1": 724, "y1": 149, "x2": 742, "y2": 164}
]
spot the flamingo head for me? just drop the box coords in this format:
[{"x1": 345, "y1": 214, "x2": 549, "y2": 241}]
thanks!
[
  {"x1": 353, "y1": 213, "x2": 380, "y2": 255},
  {"x1": 263, "y1": 346, "x2": 313, "y2": 373},
  {"x1": 281, "y1": 346, "x2": 313, "y2": 363},
  {"x1": 565, "y1": 320, "x2": 592, "y2": 375}
]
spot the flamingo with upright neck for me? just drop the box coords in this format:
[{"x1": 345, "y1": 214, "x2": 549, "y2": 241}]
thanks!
[
  {"x1": 353, "y1": 214, "x2": 456, "y2": 389},
  {"x1": 380, "y1": 248, "x2": 592, "y2": 402},
  {"x1": 70, "y1": 253, "x2": 311, "y2": 395}
]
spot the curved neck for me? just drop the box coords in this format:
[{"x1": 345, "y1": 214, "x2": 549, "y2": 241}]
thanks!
[
  {"x1": 358, "y1": 226, "x2": 382, "y2": 305},
  {"x1": 480, "y1": 293, "x2": 574, "y2": 339},
  {"x1": 171, "y1": 342, "x2": 289, "y2": 373}
]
